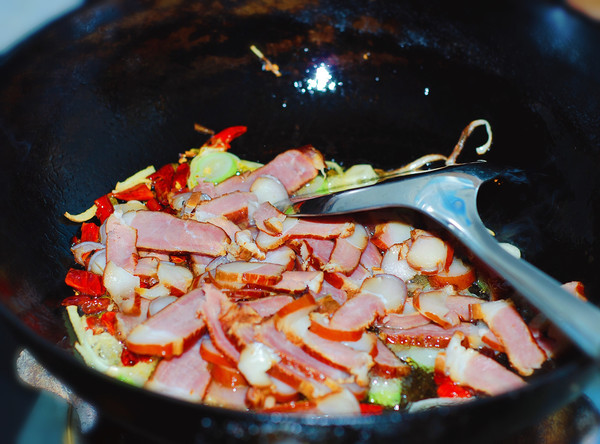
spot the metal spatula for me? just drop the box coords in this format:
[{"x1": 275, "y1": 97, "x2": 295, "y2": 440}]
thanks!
[{"x1": 287, "y1": 162, "x2": 600, "y2": 360}]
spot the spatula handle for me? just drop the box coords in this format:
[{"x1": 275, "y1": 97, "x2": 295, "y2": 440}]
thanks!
[{"x1": 425, "y1": 180, "x2": 600, "y2": 360}]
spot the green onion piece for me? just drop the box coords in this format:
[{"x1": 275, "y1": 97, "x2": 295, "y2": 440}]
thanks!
[{"x1": 188, "y1": 151, "x2": 240, "y2": 188}]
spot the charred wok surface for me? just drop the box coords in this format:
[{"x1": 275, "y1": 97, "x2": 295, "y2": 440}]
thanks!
[{"x1": 0, "y1": 0, "x2": 599, "y2": 442}]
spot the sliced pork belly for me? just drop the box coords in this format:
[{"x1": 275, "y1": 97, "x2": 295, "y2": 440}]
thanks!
[
  {"x1": 145, "y1": 339, "x2": 211, "y2": 402},
  {"x1": 126, "y1": 210, "x2": 229, "y2": 256},
  {"x1": 200, "y1": 284, "x2": 241, "y2": 364},
  {"x1": 329, "y1": 274, "x2": 407, "y2": 332},
  {"x1": 241, "y1": 295, "x2": 294, "y2": 318},
  {"x1": 323, "y1": 224, "x2": 368, "y2": 274},
  {"x1": 214, "y1": 261, "x2": 285, "y2": 287},
  {"x1": 203, "y1": 380, "x2": 249, "y2": 410},
  {"x1": 194, "y1": 191, "x2": 257, "y2": 225},
  {"x1": 329, "y1": 293, "x2": 386, "y2": 332},
  {"x1": 314, "y1": 279, "x2": 348, "y2": 305},
  {"x1": 252, "y1": 202, "x2": 286, "y2": 235},
  {"x1": 406, "y1": 230, "x2": 453, "y2": 275},
  {"x1": 232, "y1": 229, "x2": 265, "y2": 261},
  {"x1": 299, "y1": 330, "x2": 374, "y2": 386},
  {"x1": 379, "y1": 322, "x2": 481, "y2": 348},
  {"x1": 381, "y1": 242, "x2": 418, "y2": 282},
  {"x1": 371, "y1": 338, "x2": 411, "y2": 378},
  {"x1": 257, "y1": 320, "x2": 353, "y2": 388},
  {"x1": 260, "y1": 246, "x2": 296, "y2": 270},
  {"x1": 134, "y1": 256, "x2": 159, "y2": 282},
  {"x1": 256, "y1": 217, "x2": 354, "y2": 251},
  {"x1": 126, "y1": 288, "x2": 206, "y2": 358},
  {"x1": 203, "y1": 215, "x2": 240, "y2": 240},
  {"x1": 472, "y1": 300, "x2": 546, "y2": 376},
  {"x1": 378, "y1": 312, "x2": 432, "y2": 330},
  {"x1": 359, "y1": 241, "x2": 383, "y2": 272},
  {"x1": 115, "y1": 297, "x2": 151, "y2": 340},
  {"x1": 190, "y1": 253, "x2": 214, "y2": 275},
  {"x1": 443, "y1": 332, "x2": 526, "y2": 396},
  {"x1": 267, "y1": 270, "x2": 324, "y2": 294},
  {"x1": 325, "y1": 264, "x2": 371, "y2": 295},
  {"x1": 371, "y1": 221, "x2": 412, "y2": 250},
  {"x1": 105, "y1": 214, "x2": 138, "y2": 274},
  {"x1": 413, "y1": 287, "x2": 460, "y2": 328},
  {"x1": 296, "y1": 238, "x2": 335, "y2": 269},
  {"x1": 216, "y1": 146, "x2": 325, "y2": 196}
]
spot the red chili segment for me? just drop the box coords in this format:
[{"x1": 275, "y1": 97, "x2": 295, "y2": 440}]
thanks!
[
  {"x1": 208, "y1": 126, "x2": 247, "y2": 148},
  {"x1": 173, "y1": 163, "x2": 190, "y2": 191},
  {"x1": 94, "y1": 195, "x2": 114, "y2": 223},
  {"x1": 80, "y1": 222, "x2": 100, "y2": 243},
  {"x1": 65, "y1": 268, "x2": 106, "y2": 296},
  {"x1": 111, "y1": 183, "x2": 155, "y2": 201},
  {"x1": 149, "y1": 164, "x2": 175, "y2": 204}
]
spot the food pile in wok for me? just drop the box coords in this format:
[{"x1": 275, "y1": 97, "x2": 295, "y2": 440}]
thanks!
[{"x1": 62, "y1": 123, "x2": 585, "y2": 414}]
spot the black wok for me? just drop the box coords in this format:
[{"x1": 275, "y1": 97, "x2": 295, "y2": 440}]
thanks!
[{"x1": 1, "y1": 0, "x2": 599, "y2": 442}]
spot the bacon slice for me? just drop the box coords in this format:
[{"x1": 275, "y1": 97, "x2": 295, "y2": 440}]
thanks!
[
  {"x1": 406, "y1": 231, "x2": 452, "y2": 275},
  {"x1": 252, "y1": 202, "x2": 286, "y2": 235},
  {"x1": 371, "y1": 338, "x2": 410, "y2": 378},
  {"x1": 328, "y1": 274, "x2": 407, "y2": 332},
  {"x1": 371, "y1": 221, "x2": 412, "y2": 250},
  {"x1": 381, "y1": 242, "x2": 418, "y2": 282},
  {"x1": 298, "y1": 330, "x2": 374, "y2": 386},
  {"x1": 267, "y1": 270, "x2": 324, "y2": 294},
  {"x1": 256, "y1": 218, "x2": 354, "y2": 251},
  {"x1": 323, "y1": 224, "x2": 368, "y2": 274},
  {"x1": 145, "y1": 339, "x2": 211, "y2": 402},
  {"x1": 200, "y1": 284, "x2": 241, "y2": 364},
  {"x1": 204, "y1": 380, "x2": 249, "y2": 409},
  {"x1": 442, "y1": 332, "x2": 526, "y2": 396},
  {"x1": 214, "y1": 261, "x2": 285, "y2": 287},
  {"x1": 134, "y1": 256, "x2": 159, "y2": 281},
  {"x1": 241, "y1": 295, "x2": 295, "y2": 318},
  {"x1": 115, "y1": 297, "x2": 151, "y2": 340},
  {"x1": 257, "y1": 320, "x2": 353, "y2": 388},
  {"x1": 413, "y1": 287, "x2": 460, "y2": 328},
  {"x1": 378, "y1": 312, "x2": 432, "y2": 330},
  {"x1": 379, "y1": 322, "x2": 481, "y2": 348},
  {"x1": 194, "y1": 191, "x2": 257, "y2": 225},
  {"x1": 429, "y1": 257, "x2": 476, "y2": 291},
  {"x1": 105, "y1": 214, "x2": 138, "y2": 274},
  {"x1": 126, "y1": 210, "x2": 229, "y2": 256},
  {"x1": 472, "y1": 300, "x2": 546, "y2": 376},
  {"x1": 216, "y1": 147, "x2": 324, "y2": 196},
  {"x1": 261, "y1": 246, "x2": 296, "y2": 270},
  {"x1": 296, "y1": 238, "x2": 335, "y2": 270},
  {"x1": 126, "y1": 288, "x2": 206, "y2": 358},
  {"x1": 359, "y1": 241, "x2": 383, "y2": 272}
]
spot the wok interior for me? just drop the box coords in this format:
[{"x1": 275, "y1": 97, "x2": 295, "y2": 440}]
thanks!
[{"x1": 0, "y1": 1, "x2": 598, "y2": 442}]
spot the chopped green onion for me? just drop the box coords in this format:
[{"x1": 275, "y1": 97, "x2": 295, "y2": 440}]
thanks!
[{"x1": 188, "y1": 151, "x2": 240, "y2": 188}]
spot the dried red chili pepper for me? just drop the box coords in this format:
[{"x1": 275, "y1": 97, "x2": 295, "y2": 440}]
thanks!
[
  {"x1": 359, "y1": 403, "x2": 384, "y2": 415},
  {"x1": 145, "y1": 197, "x2": 163, "y2": 211},
  {"x1": 207, "y1": 125, "x2": 247, "y2": 148},
  {"x1": 80, "y1": 297, "x2": 110, "y2": 314},
  {"x1": 62, "y1": 294, "x2": 92, "y2": 307},
  {"x1": 121, "y1": 347, "x2": 152, "y2": 366},
  {"x1": 434, "y1": 372, "x2": 473, "y2": 398},
  {"x1": 65, "y1": 268, "x2": 105, "y2": 296},
  {"x1": 94, "y1": 195, "x2": 114, "y2": 223},
  {"x1": 172, "y1": 163, "x2": 190, "y2": 191},
  {"x1": 80, "y1": 222, "x2": 100, "y2": 243},
  {"x1": 149, "y1": 164, "x2": 175, "y2": 204},
  {"x1": 100, "y1": 311, "x2": 116, "y2": 336},
  {"x1": 111, "y1": 183, "x2": 155, "y2": 201}
]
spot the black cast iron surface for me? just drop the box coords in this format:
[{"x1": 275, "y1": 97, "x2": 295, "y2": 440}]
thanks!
[{"x1": 1, "y1": 0, "x2": 599, "y2": 442}]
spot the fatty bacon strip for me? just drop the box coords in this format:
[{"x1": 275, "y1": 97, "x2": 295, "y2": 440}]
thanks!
[{"x1": 64, "y1": 140, "x2": 572, "y2": 414}]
